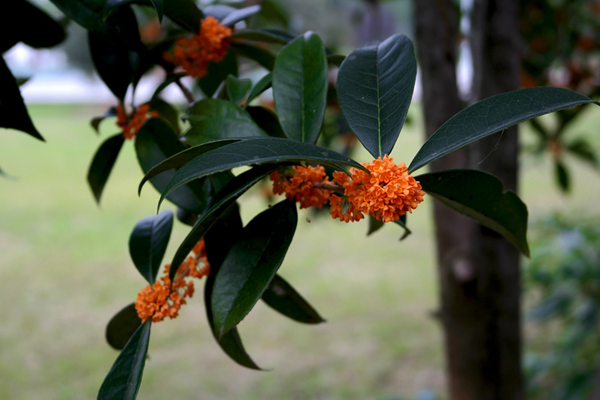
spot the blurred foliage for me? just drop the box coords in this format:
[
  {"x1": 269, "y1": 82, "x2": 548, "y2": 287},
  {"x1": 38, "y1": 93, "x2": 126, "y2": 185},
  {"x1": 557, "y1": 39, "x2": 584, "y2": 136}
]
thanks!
[{"x1": 525, "y1": 214, "x2": 600, "y2": 400}]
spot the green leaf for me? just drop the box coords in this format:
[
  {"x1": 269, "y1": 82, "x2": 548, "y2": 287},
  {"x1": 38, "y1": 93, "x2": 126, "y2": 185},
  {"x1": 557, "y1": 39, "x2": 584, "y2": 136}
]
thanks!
[
  {"x1": 228, "y1": 28, "x2": 295, "y2": 45},
  {"x1": 138, "y1": 139, "x2": 240, "y2": 194},
  {"x1": 417, "y1": 169, "x2": 530, "y2": 256},
  {"x1": 566, "y1": 138, "x2": 599, "y2": 169},
  {"x1": 262, "y1": 275, "x2": 325, "y2": 324},
  {"x1": 246, "y1": 73, "x2": 272, "y2": 106},
  {"x1": 105, "y1": 303, "x2": 142, "y2": 351},
  {"x1": 168, "y1": 165, "x2": 278, "y2": 283},
  {"x1": 226, "y1": 75, "x2": 252, "y2": 106},
  {"x1": 135, "y1": 119, "x2": 204, "y2": 212},
  {"x1": 88, "y1": 133, "x2": 125, "y2": 204},
  {"x1": 97, "y1": 320, "x2": 151, "y2": 400},
  {"x1": 367, "y1": 214, "x2": 384, "y2": 236},
  {"x1": 337, "y1": 34, "x2": 417, "y2": 159},
  {"x1": 554, "y1": 161, "x2": 570, "y2": 193},
  {"x1": 148, "y1": 98, "x2": 180, "y2": 134},
  {"x1": 199, "y1": 51, "x2": 238, "y2": 97},
  {"x1": 327, "y1": 54, "x2": 345, "y2": 67},
  {"x1": 163, "y1": 0, "x2": 203, "y2": 32},
  {"x1": 220, "y1": 5, "x2": 262, "y2": 26},
  {"x1": 231, "y1": 43, "x2": 276, "y2": 70},
  {"x1": 212, "y1": 200, "x2": 297, "y2": 338},
  {"x1": 246, "y1": 106, "x2": 286, "y2": 138},
  {"x1": 151, "y1": 73, "x2": 187, "y2": 102},
  {"x1": 0, "y1": 0, "x2": 66, "y2": 52},
  {"x1": 184, "y1": 99, "x2": 267, "y2": 146},
  {"x1": 150, "y1": 0, "x2": 164, "y2": 21},
  {"x1": 393, "y1": 215, "x2": 411, "y2": 241},
  {"x1": 91, "y1": 106, "x2": 118, "y2": 134},
  {"x1": 272, "y1": 31, "x2": 328, "y2": 144},
  {"x1": 158, "y1": 137, "x2": 367, "y2": 209},
  {"x1": 203, "y1": 202, "x2": 262, "y2": 369},
  {"x1": 50, "y1": 0, "x2": 110, "y2": 33},
  {"x1": 409, "y1": 87, "x2": 599, "y2": 173},
  {"x1": 0, "y1": 57, "x2": 44, "y2": 141},
  {"x1": 129, "y1": 210, "x2": 173, "y2": 284}
]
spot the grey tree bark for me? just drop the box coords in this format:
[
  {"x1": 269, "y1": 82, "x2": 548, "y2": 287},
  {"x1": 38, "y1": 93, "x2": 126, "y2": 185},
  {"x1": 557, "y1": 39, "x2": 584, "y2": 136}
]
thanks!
[{"x1": 413, "y1": 1, "x2": 523, "y2": 399}]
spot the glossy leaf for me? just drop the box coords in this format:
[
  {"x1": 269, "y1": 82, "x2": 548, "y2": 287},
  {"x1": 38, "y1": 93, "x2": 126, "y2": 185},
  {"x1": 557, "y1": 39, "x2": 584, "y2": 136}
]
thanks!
[
  {"x1": 212, "y1": 200, "x2": 298, "y2": 337},
  {"x1": 226, "y1": 75, "x2": 252, "y2": 106},
  {"x1": 367, "y1": 214, "x2": 384, "y2": 236},
  {"x1": 0, "y1": 0, "x2": 66, "y2": 52},
  {"x1": 220, "y1": 5, "x2": 262, "y2": 26},
  {"x1": 138, "y1": 139, "x2": 240, "y2": 194},
  {"x1": 135, "y1": 119, "x2": 203, "y2": 212},
  {"x1": 105, "y1": 303, "x2": 142, "y2": 351},
  {"x1": 0, "y1": 57, "x2": 43, "y2": 141},
  {"x1": 246, "y1": 73, "x2": 272, "y2": 106},
  {"x1": 393, "y1": 215, "x2": 411, "y2": 241},
  {"x1": 262, "y1": 275, "x2": 325, "y2": 324},
  {"x1": 228, "y1": 28, "x2": 295, "y2": 45},
  {"x1": 337, "y1": 34, "x2": 417, "y2": 158},
  {"x1": 327, "y1": 54, "x2": 345, "y2": 67},
  {"x1": 91, "y1": 106, "x2": 118, "y2": 134},
  {"x1": 97, "y1": 320, "x2": 151, "y2": 400},
  {"x1": 168, "y1": 165, "x2": 278, "y2": 283},
  {"x1": 272, "y1": 31, "x2": 328, "y2": 144},
  {"x1": 163, "y1": 0, "x2": 203, "y2": 32},
  {"x1": 184, "y1": 99, "x2": 267, "y2": 146},
  {"x1": 148, "y1": 98, "x2": 180, "y2": 134},
  {"x1": 409, "y1": 87, "x2": 599, "y2": 173},
  {"x1": 231, "y1": 43, "x2": 276, "y2": 70},
  {"x1": 88, "y1": 133, "x2": 125, "y2": 203},
  {"x1": 417, "y1": 169, "x2": 529, "y2": 256},
  {"x1": 50, "y1": 0, "x2": 110, "y2": 33},
  {"x1": 158, "y1": 137, "x2": 367, "y2": 209},
  {"x1": 246, "y1": 106, "x2": 286, "y2": 138},
  {"x1": 129, "y1": 210, "x2": 173, "y2": 284},
  {"x1": 105, "y1": 0, "x2": 164, "y2": 22},
  {"x1": 203, "y1": 204, "x2": 261, "y2": 369},
  {"x1": 199, "y1": 51, "x2": 238, "y2": 97}
]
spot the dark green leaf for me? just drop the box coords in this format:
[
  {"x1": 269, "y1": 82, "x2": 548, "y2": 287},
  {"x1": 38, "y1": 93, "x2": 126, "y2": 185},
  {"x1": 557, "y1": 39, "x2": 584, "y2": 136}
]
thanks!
[
  {"x1": 150, "y1": 0, "x2": 164, "y2": 21},
  {"x1": 158, "y1": 137, "x2": 367, "y2": 209},
  {"x1": 184, "y1": 99, "x2": 267, "y2": 146},
  {"x1": 105, "y1": 303, "x2": 142, "y2": 351},
  {"x1": 88, "y1": 133, "x2": 125, "y2": 203},
  {"x1": 417, "y1": 169, "x2": 530, "y2": 256},
  {"x1": 262, "y1": 275, "x2": 325, "y2": 324},
  {"x1": 50, "y1": 0, "x2": 109, "y2": 33},
  {"x1": 246, "y1": 106, "x2": 286, "y2": 138},
  {"x1": 337, "y1": 34, "x2": 417, "y2": 158},
  {"x1": 226, "y1": 75, "x2": 252, "y2": 106},
  {"x1": 220, "y1": 5, "x2": 261, "y2": 26},
  {"x1": 135, "y1": 119, "x2": 204, "y2": 212},
  {"x1": 168, "y1": 165, "x2": 278, "y2": 283},
  {"x1": 91, "y1": 106, "x2": 118, "y2": 134},
  {"x1": 97, "y1": 320, "x2": 151, "y2": 400},
  {"x1": 272, "y1": 31, "x2": 328, "y2": 144},
  {"x1": 199, "y1": 51, "x2": 238, "y2": 97},
  {"x1": 148, "y1": 98, "x2": 180, "y2": 134},
  {"x1": 129, "y1": 210, "x2": 173, "y2": 284},
  {"x1": 203, "y1": 205, "x2": 261, "y2": 369},
  {"x1": 228, "y1": 28, "x2": 295, "y2": 45},
  {"x1": 567, "y1": 138, "x2": 599, "y2": 169},
  {"x1": 367, "y1": 214, "x2": 384, "y2": 236},
  {"x1": 409, "y1": 88, "x2": 598, "y2": 173},
  {"x1": 163, "y1": 0, "x2": 203, "y2": 32},
  {"x1": 246, "y1": 73, "x2": 272, "y2": 106},
  {"x1": 0, "y1": 0, "x2": 66, "y2": 52},
  {"x1": 327, "y1": 54, "x2": 345, "y2": 67},
  {"x1": 0, "y1": 57, "x2": 43, "y2": 141},
  {"x1": 393, "y1": 215, "x2": 411, "y2": 241},
  {"x1": 133, "y1": 40, "x2": 176, "y2": 90},
  {"x1": 151, "y1": 73, "x2": 187, "y2": 102},
  {"x1": 212, "y1": 200, "x2": 297, "y2": 337},
  {"x1": 138, "y1": 139, "x2": 240, "y2": 194},
  {"x1": 555, "y1": 161, "x2": 570, "y2": 193},
  {"x1": 231, "y1": 43, "x2": 276, "y2": 70}
]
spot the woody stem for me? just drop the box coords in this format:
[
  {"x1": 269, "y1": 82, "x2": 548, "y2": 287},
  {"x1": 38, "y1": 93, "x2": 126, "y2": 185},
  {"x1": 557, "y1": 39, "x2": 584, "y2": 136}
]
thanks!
[
  {"x1": 312, "y1": 181, "x2": 345, "y2": 194},
  {"x1": 175, "y1": 79, "x2": 195, "y2": 103}
]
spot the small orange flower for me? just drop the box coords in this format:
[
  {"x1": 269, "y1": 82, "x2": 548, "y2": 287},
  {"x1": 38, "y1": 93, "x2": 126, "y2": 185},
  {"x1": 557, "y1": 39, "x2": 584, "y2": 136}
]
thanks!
[
  {"x1": 164, "y1": 16, "x2": 232, "y2": 79},
  {"x1": 270, "y1": 165, "x2": 331, "y2": 209},
  {"x1": 116, "y1": 104, "x2": 158, "y2": 140},
  {"x1": 135, "y1": 239, "x2": 210, "y2": 323}
]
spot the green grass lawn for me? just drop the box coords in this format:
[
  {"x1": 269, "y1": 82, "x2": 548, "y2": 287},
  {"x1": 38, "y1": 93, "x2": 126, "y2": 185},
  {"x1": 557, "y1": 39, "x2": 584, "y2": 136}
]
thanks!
[{"x1": 1, "y1": 103, "x2": 599, "y2": 400}]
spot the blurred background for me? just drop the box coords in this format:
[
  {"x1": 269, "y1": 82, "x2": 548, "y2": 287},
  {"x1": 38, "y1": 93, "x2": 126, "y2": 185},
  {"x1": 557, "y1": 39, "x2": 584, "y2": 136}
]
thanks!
[{"x1": 2, "y1": 0, "x2": 600, "y2": 399}]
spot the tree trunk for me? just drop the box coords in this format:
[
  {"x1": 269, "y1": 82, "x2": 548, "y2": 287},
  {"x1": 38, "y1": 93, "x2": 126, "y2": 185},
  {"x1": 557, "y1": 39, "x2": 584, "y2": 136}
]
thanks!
[{"x1": 414, "y1": 1, "x2": 524, "y2": 399}]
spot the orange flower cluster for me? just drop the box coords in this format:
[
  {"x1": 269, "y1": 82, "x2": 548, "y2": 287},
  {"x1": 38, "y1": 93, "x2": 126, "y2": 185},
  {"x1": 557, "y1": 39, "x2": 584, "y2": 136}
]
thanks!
[
  {"x1": 270, "y1": 165, "x2": 331, "y2": 209},
  {"x1": 116, "y1": 104, "x2": 158, "y2": 140},
  {"x1": 271, "y1": 156, "x2": 425, "y2": 224},
  {"x1": 164, "y1": 16, "x2": 232, "y2": 78},
  {"x1": 135, "y1": 239, "x2": 210, "y2": 323}
]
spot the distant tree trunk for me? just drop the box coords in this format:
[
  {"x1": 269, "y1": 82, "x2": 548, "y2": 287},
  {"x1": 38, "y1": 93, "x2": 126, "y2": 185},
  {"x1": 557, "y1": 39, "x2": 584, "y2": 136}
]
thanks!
[{"x1": 414, "y1": 1, "x2": 523, "y2": 399}]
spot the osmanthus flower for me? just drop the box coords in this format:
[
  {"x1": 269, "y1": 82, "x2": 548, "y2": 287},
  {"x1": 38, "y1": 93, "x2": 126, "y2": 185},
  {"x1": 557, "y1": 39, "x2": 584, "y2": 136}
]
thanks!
[
  {"x1": 135, "y1": 239, "x2": 210, "y2": 323},
  {"x1": 164, "y1": 16, "x2": 233, "y2": 79},
  {"x1": 116, "y1": 104, "x2": 158, "y2": 140},
  {"x1": 271, "y1": 155, "x2": 425, "y2": 223}
]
